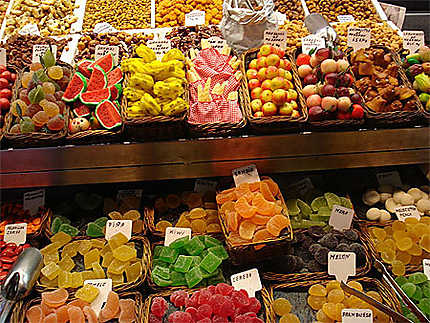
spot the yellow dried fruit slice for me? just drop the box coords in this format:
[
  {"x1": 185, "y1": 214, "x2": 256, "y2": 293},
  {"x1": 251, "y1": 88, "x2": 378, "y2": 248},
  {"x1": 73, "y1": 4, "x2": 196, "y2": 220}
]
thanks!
[
  {"x1": 189, "y1": 208, "x2": 207, "y2": 219},
  {"x1": 155, "y1": 220, "x2": 172, "y2": 233},
  {"x1": 191, "y1": 219, "x2": 207, "y2": 233}
]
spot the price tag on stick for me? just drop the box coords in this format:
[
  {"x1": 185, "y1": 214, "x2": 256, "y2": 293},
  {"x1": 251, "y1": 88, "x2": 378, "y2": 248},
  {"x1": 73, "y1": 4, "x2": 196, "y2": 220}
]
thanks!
[
  {"x1": 185, "y1": 10, "x2": 205, "y2": 26},
  {"x1": 32, "y1": 45, "x2": 57, "y2": 63},
  {"x1": 329, "y1": 205, "x2": 354, "y2": 231},
  {"x1": 347, "y1": 28, "x2": 371, "y2": 51},
  {"x1": 403, "y1": 31, "x2": 425, "y2": 54},
  {"x1": 231, "y1": 268, "x2": 262, "y2": 297},
  {"x1": 395, "y1": 205, "x2": 420, "y2": 222},
  {"x1": 301, "y1": 35, "x2": 325, "y2": 55},
  {"x1": 23, "y1": 189, "x2": 45, "y2": 216},
  {"x1": 232, "y1": 164, "x2": 260, "y2": 187},
  {"x1": 147, "y1": 39, "x2": 172, "y2": 60},
  {"x1": 105, "y1": 220, "x2": 132, "y2": 240},
  {"x1": 84, "y1": 279, "x2": 112, "y2": 316},
  {"x1": 342, "y1": 309, "x2": 373, "y2": 323},
  {"x1": 95, "y1": 45, "x2": 119, "y2": 65},
  {"x1": 0, "y1": 48, "x2": 6, "y2": 66},
  {"x1": 328, "y1": 251, "x2": 356, "y2": 282},
  {"x1": 164, "y1": 227, "x2": 192, "y2": 246},
  {"x1": 264, "y1": 30, "x2": 287, "y2": 50},
  {"x1": 4, "y1": 223, "x2": 27, "y2": 245}
]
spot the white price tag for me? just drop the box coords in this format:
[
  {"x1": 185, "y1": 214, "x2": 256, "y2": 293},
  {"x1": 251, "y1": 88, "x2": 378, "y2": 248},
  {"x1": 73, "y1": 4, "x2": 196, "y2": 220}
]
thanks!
[
  {"x1": 84, "y1": 279, "x2": 112, "y2": 316},
  {"x1": 93, "y1": 22, "x2": 118, "y2": 34},
  {"x1": 32, "y1": 45, "x2": 57, "y2": 63},
  {"x1": 264, "y1": 30, "x2": 287, "y2": 50},
  {"x1": 185, "y1": 10, "x2": 206, "y2": 27},
  {"x1": 19, "y1": 24, "x2": 40, "y2": 36},
  {"x1": 342, "y1": 309, "x2": 373, "y2": 323},
  {"x1": 105, "y1": 220, "x2": 132, "y2": 240},
  {"x1": 403, "y1": 31, "x2": 425, "y2": 54},
  {"x1": 95, "y1": 45, "x2": 119, "y2": 65},
  {"x1": 274, "y1": 11, "x2": 287, "y2": 25},
  {"x1": 287, "y1": 178, "x2": 314, "y2": 198},
  {"x1": 194, "y1": 179, "x2": 218, "y2": 193},
  {"x1": 337, "y1": 15, "x2": 355, "y2": 22},
  {"x1": 376, "y1": 171, "x2": 402, "y2": 187},
  {"x1": 0, "y1": 49, "x2": 6, "y2": 66},
  {"x1": 301, "y1": 35, "x2": 325, "y2": 55},
  {"x1": 232, "y1": 164, "x2": 260, "y2": 187},
  {"x1": 207, "y1": 37, "x2": 227, "y2": 52},
  {"x1": 117, "y1": 189, "x2": 143, "y2": 200},
  {"x1": 329, "y1": 205, "x2": 354, "y2": 231},
  {"x1": 423, "y1": 259, "x2": 430, "y2": 279},
  {"x1": 23, "y1": 189, "x2": 45, "y2": 216},
  {"x1": 347, "y1": 28, "x2": 371, "y2": 51},
  {"x1": 164, "y1": 227, "x2": 192, "y2": 246},
  {"x1": 231, "y1": 268, "x2": 262, "y2": 297},
  {"x1": 328, "y1": 251, "x2": 356, "y2": 282},
  {"x1": 4, "y1": 223, "x2": 27, "y2": 245},
  {"x1": 147, "y1": 39, "x2": 172, "y2": 60},
  {"x1": 395, "y1": 205, "x2": 420, "y2": 222}
]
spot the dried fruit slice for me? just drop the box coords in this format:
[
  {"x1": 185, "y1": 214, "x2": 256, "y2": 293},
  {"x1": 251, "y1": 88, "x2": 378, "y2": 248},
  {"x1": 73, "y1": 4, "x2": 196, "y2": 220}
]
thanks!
[
  {"x1": 286, "y1": 199, "x2": 300, "y2": 216},
  {"x1": 260, "y1": 181, "x2": 275, "y2": 202},
  {"x1": 67, "y1": 306, "x2": 85, "y2": 323},
  {"x1": 226, "y1": 211, "x2": 239, "y2": 232},
  {"x1": 250, "y1": 214, "x2": 271, "y2": 225},
  {"x1": 311, "y1": 197, "x2": 328, "y2": 212},
  {"x1": 239, "y1": 220, "x2": 256, "y2": 240},
  {"x1": 263, "y1": 179, "x2": 279, "y2": 196},
  {"x1": 324, "y1": 192, "x2": 341, "y2": 209},
  {"x1": 42, "y1": 288, "x2": 69, "y2": 308},
  {"x1": 56, "y1": 305, "x2": 70, "y2": 323},
  {"x1": 100, "y1": 291, "x2": 120, "y2": 321},
  {"x1": 266, "y1": 214, "x2": 290, "y2": 236},
  {"x1": 216, "y1": 192, "x2": 236, "y2": 204},
  {"x1": 235, "y1": 182, "x2": 251, "y2": 199},
  {"x1": 155, "y1": 220, "x2": 172, "y2": 233},
  {"x1": 26, "y1": 305, "x2": 43, "y2": 323},
  {"x1": 253, "y1": 229, "x2": 275, "y2": 242},
  {"x1": 252, "y1": 193, "x2": 275, "y2": 216},
  {"x1": 249, "y1": 182, "x2": 260, "y2": 192},
  {"x1": 83, "y1": 306, "x2": 98, "y2": 323},
  {"x1": 235, "y1": 196, "x2": 258, "y2": 219},
  {"x1": 221, "y1": 201, "x2": 235, "y2": 213}
]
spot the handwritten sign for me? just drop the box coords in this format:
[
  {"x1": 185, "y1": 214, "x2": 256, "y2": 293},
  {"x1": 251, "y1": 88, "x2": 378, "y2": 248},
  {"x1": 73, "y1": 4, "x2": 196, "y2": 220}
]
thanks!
[
  {"x1": 301, "y1": 35, "x2": 325, "y2": 55},
  {"x1": 19, "y1": 24, "x2": 40, "y2": 36},
  {"x1": 4, "y1": 223, "x2": 27, "y2": 245},
  {"x1": 342, "y1": 309, "x2": 372, "y2": 323},
  {"x1": 24, "y1": 189, "x2": 45, "y2": 216},
  {"x1": 185, "y1": 10, "x2": 205, "y2": 27},
  {"x1": 232, "y1": 164, "x2": 260, "y2": 187},
  {"x1": 194, "y1": 179, "x2": 218, "y2": 193},
  {"x1": 403, "y1": 31, "x2": 425, "y2": 54},
  {"x1": 264, "y1": 30, "x2": 287, "y2": 50},
  {"x1": 376, "y1": 171, "x2": 402, "y2": 187},
  {"x1": 93, "y1": 22, "x2": 118, "y2": 34},
  {"x1": 105, "y1": 220, "x2": 132, "y2": 240},
  {"x1": 207, "y1": 37, "x2": 227, "y2": 52},
  {"x1": 347, "y1": 28, "x2": 371, "y2": 51},
  {"x1": 337, "y1": 15, "x2": 355, "y2": 22},
  {"x1": 287, "y1": 178, "x2": 314, "y2": 198},
  {"x1": 164, "y1": 227, "x2": 192, "y2": 246},
  {"x1": 231, "y1": 268, "x2": 262, "y2": 297},
  {"x1": 147, "y1": 39, "x2": 172, "y2": 60},
  {"x1": 395, "y1": 205, "x2": 420, "y2": 222},
  {"x1": 329, "y1": 205, "x2": 354, "y2": 231},
  {"x1": 32, "y1": 45, "x2": 57, "y2": 63},
  {"x1": 84, "y1": 279, "x2": 112, "y2": 316},
  {"x1": 328, "y1": 251, "x2": 356, "y2": 282},
  {"x1": 95, "y1": 45, "x2": 119, "y2": 65}
]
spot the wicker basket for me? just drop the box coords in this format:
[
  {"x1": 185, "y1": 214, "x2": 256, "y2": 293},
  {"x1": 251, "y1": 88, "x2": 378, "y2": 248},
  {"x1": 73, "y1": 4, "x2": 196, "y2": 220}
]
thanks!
[
  {"x1": 15, "y1": 291, "x2": 143, "y2": 323},
  {"x1": 240, "y1": 48, "x2": 308, "y2": 135},
  {"x1": 216, "y1": 177, "x2": 293, "y2": 266},
  {"x1": 5, "y1": 64, "x2": 72, "y2": 148},
  {"x1": 267, "y1": 277, "x2": 401, "y2": 322},
  {"x1": 35, "y1": 236, "x2": 150, "y2": 294},
  {"x1": 143, "y1": 286, "x2": 272, "y2": 322},
  {"x1": 350, "y1": 45, "x2": 424, "y2": 128}
]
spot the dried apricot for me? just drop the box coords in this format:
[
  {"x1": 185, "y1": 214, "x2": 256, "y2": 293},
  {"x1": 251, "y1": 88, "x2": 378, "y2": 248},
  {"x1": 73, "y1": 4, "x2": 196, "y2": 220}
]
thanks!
[{"x1": 260, "y1": 181, "x2": 275, "y2": 202}]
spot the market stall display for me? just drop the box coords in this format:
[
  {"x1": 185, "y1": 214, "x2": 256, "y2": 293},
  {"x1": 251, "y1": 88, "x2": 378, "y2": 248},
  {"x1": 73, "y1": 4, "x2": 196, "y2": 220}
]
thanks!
[
  {"x1": 274, "y1": 0, "x2": 304, "y2": 21},
  {"x1": 166, "y1": 26, "x2": 222, "y2": 53},
  {"x1": 0, "y1": 65, "x2": 17, "y2": 141}
]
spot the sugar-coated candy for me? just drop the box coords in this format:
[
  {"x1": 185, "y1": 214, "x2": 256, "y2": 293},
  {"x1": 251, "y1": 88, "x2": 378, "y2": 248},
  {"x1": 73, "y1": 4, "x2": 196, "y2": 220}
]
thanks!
[
  {"x1": 108, "y1": 232, "x2": 129, "y2": 250},
  {"x1": 41, "y1": 262, "x2": 60, "y2": 280},
  {"x1": 70, "y1": 272, "x2": 84, "y2": 288},
  {"x1": 86, "y1": 222, "x2": 104, "y2": 237},
  {"x1": 184, "y1": 236, "x2": 205, "y2": 256},
  {"x1": 151, "y1": 296, "x2": 168, "y2": 318},
  {"x1": 159, "y1": 246, "x2": 179, "y2": 264},
  {"x1": 75, "y1": 284, "x2": 100, "y2": 303},
  {"x1": 185, "y1": 267, "x2": 204, "y2": 288},
  {"x1": 200, "y1": 252, "x2": 222, "y2": 274},
  {"x1": 112, "y1": 245, "x2": 137, "y2": 262},
  {"x1": 84, "y1": 249, "x2": 100, "y2": 269}
]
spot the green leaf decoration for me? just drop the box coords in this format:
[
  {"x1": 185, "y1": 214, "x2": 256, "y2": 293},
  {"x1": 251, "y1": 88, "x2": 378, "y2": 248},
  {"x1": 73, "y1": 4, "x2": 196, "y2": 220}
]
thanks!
[
  {"x1": 41, "y1": 48, "x2": 55, "y2": 68},
  {"x1": 15, "y1": 101, "x2": 22, "y2": 120},
  {"x1": 35, "y1": 69, "x2": 49, "y2": 82},
  {"x1": 28, "y1": 85, "x2": 45, "y2": 104}
]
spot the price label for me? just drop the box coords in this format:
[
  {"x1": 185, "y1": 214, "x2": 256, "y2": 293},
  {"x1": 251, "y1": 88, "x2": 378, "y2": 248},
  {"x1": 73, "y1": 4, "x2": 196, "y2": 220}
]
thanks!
[
  {"x1": 328, "y1": 251, "x2": 356, "y2": 282},
  {"x1": 207, "y1": 37, "x2": 227, "y2": 52},
  {"x1": 423, "y1": 259, "x2": 430, "y2": 279},
  {"x1": 403, "y1": 31, "x2": 425, "y2": 54},
  {"x1": 147, "y1": 39, "x2": 172, "y2": 60},
  {"x1": 342, "y1": 309, "x2": 373, "y2": 323},
  {"x1": 4, "y1": 223, "x2": 27, "y2": 245},
  {"x1": 19, "y1": 24, "x2": 40, "y2": 36},
  {"x1": 32, "y1": 45, "x2": 57, "y2": 63},
  {"x1": 264, "y1": 30, "x2": 287, "y2": 50},
  {"x1": 347, "y1": 28, "x2": 371, "y2": 51},
  {"x1": 287, "y1": 178, "x2": 314, "y2": 198},
  {"x1": 232, "y1": 164, "x2": 260, "y2": 187},
  {"x1": 274, "y1": 11, "x2": 287, "y2": 25},
  {"x1": 105, "y1": 220, "x2": 132, "y2": 240},
  {"x1": 376, "y1": 171, "x2": 402, "y2": 187},
  {"x1": 329, "y1": 205, "x2": 354, "y2": 231},
  {"x1": 337, "y1": 15, "x2": 355, "y2": 22},
  {"x1": 93, "y1": 22, "x2": 118, "y2": 34},
  {"x1": 164, "y1": 227, "x2": 192, "y2": 246},
  {"x1": 95, "y1": 45, "x2": 119, "y2": 65},
  {"x1": 231, "y1": 268, "x2": 262, "y2": 297},
  {"x1": 395, "y1": 205, "x2": 420, "y2": 222},
  {"x1": 194, "y1": 179, "x2": 218, "y2": 193},
  {"x1": 23, "y1": 189, "x2": 45, "y2": 216},
  {"x1": 185, "y1": 10, "x2": 206, "y2": 27},
  {"x1": 84, "y1": 279, "x2": 112, "y2": 315},
  {"x1": 301, "y1": 35, "x2": 325, "y2": 55},
  {"x1": 0, "y1": 48, "x2": 6, "y2": 66}
]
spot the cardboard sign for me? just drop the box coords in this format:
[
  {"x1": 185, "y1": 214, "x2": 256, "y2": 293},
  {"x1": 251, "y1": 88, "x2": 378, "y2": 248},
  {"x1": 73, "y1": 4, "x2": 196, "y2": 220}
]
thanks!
[
  {"x1": 347, "y1": 28, "x2": 371, "y2": 51},
  {"x1": 185, "y1": 10, "x2": 205, "y2": 26},
  {"x1": 287, "y1": 178, "x2": 314, "y2": 198},
  {"x1": 164, "y1": 227, "x2": 192, "y2": 246},
  {"x1": 231, "y1": 268, "x2": 262, "y2": 297},
  {"x1": 105, "y1": 220, "x2": 132, "y2": 240},
  {"x1": 328, "y1": 251, "x2": 356, "y2": 282},
  {"x1": 342, "y1": 309, "x2": 373, "y2": 323},
  {"x1": 95, "y1": 45, "x2": 119, "y2": 65},
  {"x1": 264, "y1": 30, "x2": 287, "y2": 50},
  {"x1": 93, "y1": 22, "x2": 118, "y2": 34},
  {"x1": 23, "y1": 189, "x2": 45, "y2": 216},
  {"x1": 329, "y1": 205, "x2": 354, "y2": 231},
  {"x1": 274, "y1": 11, "x2": 287, "y2": 25},
  {"x1": 84, "y1": 279, "x2": 112, "y2": 316},
  {"x1": 403, "y1": 31, "x2": 425, "y2": 54},
  {"x1": 32, "y1": 45, "x2": 57, "y2": 63},
  {"x1": 194, "y1": 179, "x2": 218, "y2": 193},
  {"x1": 0, "y1": 48, "x2": 6, "y2": 66},
  {"x1": 395, "y1": 205, "x2": 420, "y2": 222},
  {"x1": 207, "y1": 37, "x2": 227, "y2": 52},
  {"x1": 19, "y1": 24, "x2": 40, "y2": 36},
  {"x1": 147, "y1": 39, "x2": 172, "y2": 60},
  {"x1": 301, "y1": 35, "x2": 325, "y2": 55},
  {"x1": 423, "y1": 259, "x2": 430, "y2": 280},
  {"x1": 4, "y1": 223, "x2": 27, "y2": 245},
  {"x1": 232, "y1": 165, "x2": 260, "y2": 187},
  {"x1": 337, "y1": 15, "x2": 355, "y2": 22},
  {"x1": 376, "y1": 171, "x2": 402, "y2": 187}
]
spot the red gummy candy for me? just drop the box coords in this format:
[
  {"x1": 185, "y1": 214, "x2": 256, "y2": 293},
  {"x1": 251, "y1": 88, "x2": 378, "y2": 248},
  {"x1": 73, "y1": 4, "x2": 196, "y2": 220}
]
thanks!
[
  {"x1": 198, "y1": 289, "x2": 211, "y2": 305},
  {"x1": 148, "y1": 313, "x2": 162, "y2": 323},
  {"x1": 170, "y1": 290, "x2": 188, "y2": 307},
  {"x1": 207, "y1": 285, "x2": 216, "y2": 294},
  {"x1": 198, "y1": 304, "x2": 212, "y2": 318},
  {"x1": 208, "y1": 294, "x2": 224, "y2": 315},
  {"x1": 185, "y1": 307, "x2": 201, "y2": 321},
  {"x1": 246, "y1": 297, "x2": 261, "y2": 314},
  {"x1": 216, "y1": 283, "x2": 234, "y2": 296},
  {"x1": 150, "y1": 297, "x2": 168, "y2": 318},
  {"x1": 186, "y1": 291, "x2": 199, "y2": 308},
  {"x1": 168, "y1": 311, "x2": 193, "y2": 323},
  {"x1": 232, "y1": 290, "x2": 250, "y2": 309},
  {"x1": 196, "y1": 318, "x2": 211, "y2": 323},
  {"x1": 212, "y1": 315, "x2": 229, "y2": 323},
  {"x1": 220, "y1": 297, "x2": 235, "y2": 317}
]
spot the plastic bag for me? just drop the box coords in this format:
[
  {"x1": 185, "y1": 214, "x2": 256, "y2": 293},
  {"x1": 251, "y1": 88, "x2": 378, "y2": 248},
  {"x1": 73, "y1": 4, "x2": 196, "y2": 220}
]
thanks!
[{"x1": 220, "y1": 0, "x2": 278, "y2": 54}]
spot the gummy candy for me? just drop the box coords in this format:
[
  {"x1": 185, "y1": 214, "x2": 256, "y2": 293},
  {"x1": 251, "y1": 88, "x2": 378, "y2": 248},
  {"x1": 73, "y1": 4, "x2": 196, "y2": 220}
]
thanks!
[
  {"x1": 184, "y1": 237, "x2": 205, "y2": 256},
  {"x1": 41, "y1": 262, "x2": 60, "y2": 280},
  {"x1": 75, "y1": 284, "x2": 100, "y2": 303},
  {"x1": 107, "y1": 272, "x2": 124, "y2": 286},
  {"x1": 48, "y1": 66, "x2": 64, "y2": 80},
  {"x1": 309, "y1": 284, "x2": 327, "y2": 296},
  {"x1": 99, "y1": 291, "x2": 119, "y2": 322},
  {"x1": 279, "y1": 313, "x2": 300, "y2": 323},
  {"x1": 40, "y1": 99, "x2": 60, "y2": 118},
  {"x1": 273, "y1": 298, "x2": 292, "y2": 316},
  {"x1": 59, "y1": 224, "x2": 79, "y2": 237},
  {"x1": 71, "y1": 272, "x2": 83, "y2": 288},
  {"x1": 86, "y1": 223, "x2": 104, "y2": 237},
  {"x1": 51, "y1": 231, "x2": 72, "y2": 247},
  {"x1": 185, "y1": 266, "x2": 203, "y2": 288},
  {"x1": 42, "y1": 288, "x2": 69, "y2": 308},
  {"x1": 174, "y1": 255, "x2": 193, "y2": 273},
  {"x1": 113, "y1": 245, "x2": 137, "y2": 262},
  {"x1": 108, "y1": 232, "x2": 128, "y2": 250},
  {"x1": 26, "y1": 305, "x2": 43, "y2": 323},
  {"x1": 170, "y1": 236, "x2": 189, "y2": 249},
  {"x1": 92, "y1": 262, "x2": 106, "y2": 279},
  {"x1": 159, "y1": 246, "x2": 179, "y2": 264},
  {"x1": 102, "y1": 251, "x2": 114, "y2": 267},
  {"x1": 68, "y1": 306, "x2": 85, "y2": 323},
  {"x1": 200, "y1": 252, "x2": 222, "y2": 274},
  {"x1": 119, "y1": 298, "x2": 136, "y2": 322},
  {"x1": 44, "y1": 252, "x2": 59, "y2": 265},
  {"x1": 55, "y1": 305, "x2": 70, "y2": 323},
  {"x1": 58, "y1": 271, "x2": 72, "y2": 288},
  {"x1": 91, "y1": 239, "x2": 105, "y2": 249},
  {"x1": 42, "y1": 82, "x2": 56, "y2": 95},
  {"x1": 32, "y1": 111, "x2": 50, "y2": 127},
  {"x1": 83, "y1": 306, "x2": 98, "y2": 323},
  {"x1": 62, "y1": 242, "x2": 79, "y2": 258},
  {"x1": 84, "y1": 249, "x2": 100, "y2": 269}
]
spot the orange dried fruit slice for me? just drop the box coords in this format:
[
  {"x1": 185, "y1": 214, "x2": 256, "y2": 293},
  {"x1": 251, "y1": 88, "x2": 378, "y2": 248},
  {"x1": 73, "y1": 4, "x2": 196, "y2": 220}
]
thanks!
[
  {"x1": 239, "y1": 220, "x2": 257, "y2": 240},
  {"x1": 243, "y1": 192, "x2": 254, "y2": 203},
  {"x1": 221, "y1": 187, "x2": 236, "y2": 194},
  {"x1": 155, "y1": 220, "x2": 172, "y2": 233},
  {"x1": 226, "y1": 210, "x2": 240, "y2": 232},
  {"x1": 68, "y1": 299, "x2": 90, "y2": 310},
  {"x1": 166, "y1": 194, "x2": 181, "y2": 209},
  {"x1": 42, "y1": 288, "x2": 69, "y2": 308},
  {"x1": 221, "y1": 201, "x2": 235, "y2": 213},
  {"x1": 253, "y1": 229, "x2": 275, "y2": 242},
  {"x1": 267, "y1": 214, "x2": 290, "y2": 236},
  {"x1": 235, "y1": 183, "x2": 251, "y2": 199},
  {"x1": 260, "y1": 181, "x2": 275, "y2": 202},
  {"x1": 189, "y1": 208, "x2": 207, "y2": 219},
  {"x1": 216, "y1": 192, "x2": 236, "y2": 204},
  {"x1": 275, "y1": 204, "x2": 283, "y2": 214},
  {"x1": 263, "y1": 179, "x2": 279, "y2": 196},
  {"x1": 67, "y1": 306, "x2": 85, "y2": 323},
  {"x1": 56, "y1": 305, "x2": 70, "y2": 323},
  {"x1": 44, "y1": 313, "x2": 58, "y2": 323},
  {"x1": 83, "y1": 306, "x2": 98, "y2": 323},
  {"x1": 100, "y1": 291, "x2": 119, "y2": 321},
  {"x1": 26, "y1": 305, "x2": 43, "y2": 323},
  {"x1": 250, "y1": 214, "x2": 272, "y2": 225},
  {"x1": 191, "y1": 219, "x2": 207, "y2": 233},
  {"x1": 41, "y1": 302, "x2": 56, "y2": 316},
  {"x1": 176, "y1": 215, "x2": 191, "y2": 228},
  {"x1": 249, "y1": 182, "x2": 261, "y2": 192},
  {"x1": 235, "y1": 197, "x2": 258, "y2": 219},
  {"x1": 186, "y1": 193, "x2": 203, "y2": 208},
  {"x1": 252, "y1": 193, "x2": 275, "y2": 216}
]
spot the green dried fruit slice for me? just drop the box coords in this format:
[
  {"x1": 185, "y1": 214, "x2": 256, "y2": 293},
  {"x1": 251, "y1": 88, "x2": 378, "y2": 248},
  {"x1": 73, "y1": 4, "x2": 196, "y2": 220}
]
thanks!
[
  {"x1": 297, "y1": 199, "x2": 312, "y2": 217},
  {"x1": 286, "y1": 199, "x2": 300, "y2": 216},
  {"x1": 311, "y1": 196, "x2": 328, "y2": 212},
  {"x1": 324, "y1": 192, "x2": 341, "y2": 209},
  {"x1": 340, "y1": 197, "x2": 353, "y2": 209}
]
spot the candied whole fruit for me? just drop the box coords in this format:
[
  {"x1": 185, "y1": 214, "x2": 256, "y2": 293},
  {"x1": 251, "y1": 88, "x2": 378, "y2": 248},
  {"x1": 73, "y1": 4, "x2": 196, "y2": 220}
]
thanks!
[
  {"x1": 48, "y1": 66, "x2": 64, "y2": 80},
  {"x1": 40, "y1": 99, "x2": 60, "y2": 118},
  {"x1": 309, "y1": 284, "x2": 327, "y2": 296},
  {"x1": 151, "y1": 296, "x2": 168, "y2": 318},
  {"x1": 327, "y1": 289, "x2": 344, "y2": 303},
  {"x1": 32, "y1": 110, "x2": 50, "y2": 127},
  {"x1": 47, "y1": 114, "x2": 65, "y2": 131},
  {"x1": 273, "y1": 298, "x2": 292, "y2": 316}
]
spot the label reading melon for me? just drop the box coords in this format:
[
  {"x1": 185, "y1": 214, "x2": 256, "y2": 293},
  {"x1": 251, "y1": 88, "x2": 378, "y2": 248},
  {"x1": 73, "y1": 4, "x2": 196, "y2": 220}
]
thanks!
[
  {"x1": 19, "y1": 24, "x2": 40, "y2": 36},
  {"x1": 164, "y1": 227, "x2": 192, "y2": 246},
  {"x1": 23, "y1": 189, "x2": 45, "y2": 216},
  {"x1": 232, "y1": 165, "x2": 260, "y2": 187},
  {"x1": 84, "y1": 279, "x2": 112, "y2": 316},
  {"x1": 342, "y1": 309, "x2": 372, "y2": 323},
  {"x1": 147, "y1": 39, "x2": 172, "y2": 60},
  {"x1": 328, "y1": 251, "x2": 356, "y2": 282},
  {"x1": 105, "y1": 220, "x2": 132, "y2": 241},
  {"x1": 4, "y1": 223, "x2": 27, "y2": 245},
  {"x1": 185, "y1": 10, "x2": 205, "y2": 26},
  {"x1": 264, "y1": 30, "x2": 287, "y2": 50},
  {"x1": 301, "y1": 35, "x2": 325, "y2": 55},
  {"x1": 231, "y1": 268, "x2": 262, "y2": 297},
  {"x1": 95, "y1": 45, "x2": 119, "y2": 65},
  {"x1": 403, "y1": 31, "x2": 425, "y2": 54},
  {"x1": 347, "y1": 28, "x2": 371, "y2": 51},
  {"x1": 32, "y1": 45, "x2": 58, "y2": 63}
]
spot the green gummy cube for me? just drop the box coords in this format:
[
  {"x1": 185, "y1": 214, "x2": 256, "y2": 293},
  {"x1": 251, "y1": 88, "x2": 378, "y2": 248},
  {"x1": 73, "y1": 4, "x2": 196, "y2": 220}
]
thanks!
[
  {"x1": 51, "y1": 217, "x2": 63, "y2": 234},
  {"x1": 152, "y1": 273, "x2": 172, "y2": 287},
  {"x1": 208, "y1": 245, "x2": 228, "y2": 260},
  {"x1": 152, "y1": 265, "x2": 170, "y2": 280},
  {"x1": 173, "y1": 255, "x2": 193, "y2": 273},
  {"x1": 184, "y1": 237, "x2": 205, "y2": 256},
  {"x1": 170, "y1": 236, "x2": 190, "y2": 249},
  {"x1": 94, "y1": 217, "x2": 108, "y2": 228},
  {"x1": 204, "y1": 236, "x2": 222, "y2": 248},
  {"x1": 57, "y1": 216, "x2": 71, "y2": 225},
  {"x1": 86, "y1": 222, "x2": 104, "y2": 237},
  {"x1": 200, "y1": 249, "x2": 209, "y2": 259},
  {"x1": 201, "y1": 267, "x2": 220, "y2": 279},
  {"x1": 207, "y1": 270, "x2": 225, "y2": 285},
  {"x1": 153, "y1": 245, "x2": 163, "y2": 259},
  {"x1": 200, "y1": 252, "x2": 222, "y2": 273},
  {"x1": 395, "y1": 276, "x2": 408, "y2": 287},
  {"x1": 153, "y1": 259, "x2": 169, "y2": 269},
  {"x1": 159, "y1": 246, "x2": 179, "y2": 264},
  {"x1": 185, "y1": 266, "x2": 203, "y2": 288},
  {"x1": 171, "y1": 271, "x2": 187, "y2": 286},
  {"x1": 191, "y1": 256, "x2": 201, "y2": 266},
  {"x1": 59, "y1": 223, "x2": 79, "y2": 236}
]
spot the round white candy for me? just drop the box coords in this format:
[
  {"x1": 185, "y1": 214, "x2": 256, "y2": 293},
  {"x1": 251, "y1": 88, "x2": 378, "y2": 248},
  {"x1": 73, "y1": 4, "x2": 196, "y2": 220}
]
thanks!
[
  {"x1": 385, "y1": 198, "x2": 398, "y2": 213},
  {"x1": 380, "y1": 193, "x2": 392, "y2": 203},
  {"x1": 362, "y1": 190, "x2": 380, "y2": 206},
  {"x1": 400, "y1": 193, "x2": 415, "y2": 206},
  {"x1": 366, "y1": 208, "x2": 381, "y2": 221},
  {"x1": 379, "y1": 210, "x2": 391, "y2": 223}
]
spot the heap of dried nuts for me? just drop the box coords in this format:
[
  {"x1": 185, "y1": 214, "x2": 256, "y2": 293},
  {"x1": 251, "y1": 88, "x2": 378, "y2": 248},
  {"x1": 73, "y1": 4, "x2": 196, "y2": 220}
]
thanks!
[
  {"x1": 4, "y1": 35, "x2": 71, "y2": 69},
  {"x1": 82, "y1": 0, "x2": 150, "y2": 31},
  {"x1": 305, "y1": 0, "x2": 380, "y2": 22},
  {"x1": 156, "y1": 0, "x2": 223, "y2": 27},
  {"x1": 280, "y1": 20, "x2": 309, "y2": 50},
  {"x1": 274, "y1": 0, "x2": 304, "y2": 21},
  {"x1": 334, "y1": 20, "x2": 403, "y2": 52},
  {"x1": 166, "y1": 26, "x2": 222, "y2": 53},
  {"x1": 5, "y1": 0, "x2": 79, "y2": 36}
]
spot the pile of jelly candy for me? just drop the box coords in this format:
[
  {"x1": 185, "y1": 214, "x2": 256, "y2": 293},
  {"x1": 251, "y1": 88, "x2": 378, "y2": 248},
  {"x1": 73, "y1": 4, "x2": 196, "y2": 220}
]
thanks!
[
  {"x1": 307, "y1": 281, "x2": 389, "y2": 322},
  {"x1": 396, "y1": 272, "x2": 430, "y2": 322},
  {"x1": 216, "y1": 179, "x2": 291, "y2": 245},
  {"x1": 154, "y1": 191, "x2": 222, "y2": 235},
  {"x1": 0, "y1": 202, "x2": 44, "y2": 236},
  {"x1": 369, "y1": 217, "x2": 430, "y2": 276},
  {"x1": 149, "y1": 283, "x2": 264, "y2": 323},
  {"x1": 39, "y1": 232, "x2": 142, "y2": 288},
  {"x1": 151, "y1": 236, "x2": 227, "y2": 288},
  {"x1": 25, "y1": 288, "x2": 136, "y2": 323},
  {"x1": 273, "y1": 297, "x2": 300, "y2": 323}
]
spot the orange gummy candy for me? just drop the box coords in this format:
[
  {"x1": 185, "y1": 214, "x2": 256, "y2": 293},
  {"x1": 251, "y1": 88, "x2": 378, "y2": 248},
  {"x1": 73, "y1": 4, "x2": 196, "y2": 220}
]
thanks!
[
  {"x1": 226, "y1": 211, "x2": 240, "y2": 232},
  {"x1": 239, "y1": 220, "x2": 257, "y2": 240},
  {"x1": 235, "y1": 183, "x2": 251, "y2": 199},
  {"x1": 68, "y1": 299, "x2": 90, "y2": 310},
  {"x1": 250, "y1": 213, "x2": 271, "y2": 225},
  {"x1": 68, "y1": 306, "x2": 85, "y2": 323},
  {"x1": 100, "y1": 291, "x2": 120, "y2": 321},
  {"x1": 56, "y1": 305, "x2": 70, "y2": 323},
  {"x1": 260, "y1": 181, "x2": 275, "y2": 202},
  {"x1": 43, "y1": 313, "x2": 58, "y2": 323},
  {"x1": 249, "y1": 182, "x2": 260, "y2": 192},
  {"x1": 267, "y1": 214, "x2": 290, "y2": 236},
  {"x1": 235, "y1": 197, "x2": 257, "y2": 219},
  {"x1": 41, "y1": 301, "x2": 56, "y2": 316},
  {"x1": 252, "y1": 193, "x2": 275, "y2": 216},
  {"x1": 253, "y1": 229, "x2": 275, "y2": 242},
  {"x1": 119, "y1": 299, "x2": 136, "y2": 323},
  {"x1": 42, "y1": 288, "x2": 69, "y2": 308},
  {"x1": 263, "y1": 179, "x2": 279, "y2": 196},
  {"x1": 83, "y1": 306, "x2": 98, "y2": 323},
  {"x1": 26, "y1": 305, "x2": 43, "y2": 323},
  {"x1": 216, "y1": 192, "x2": 236, "y2": 204}
]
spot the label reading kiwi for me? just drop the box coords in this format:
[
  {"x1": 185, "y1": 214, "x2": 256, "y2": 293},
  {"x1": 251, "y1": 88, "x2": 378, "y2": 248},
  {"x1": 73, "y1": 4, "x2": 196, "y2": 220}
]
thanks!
[{"x1": 164, "y1": 227, "x2": 192, "y2": 246}]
